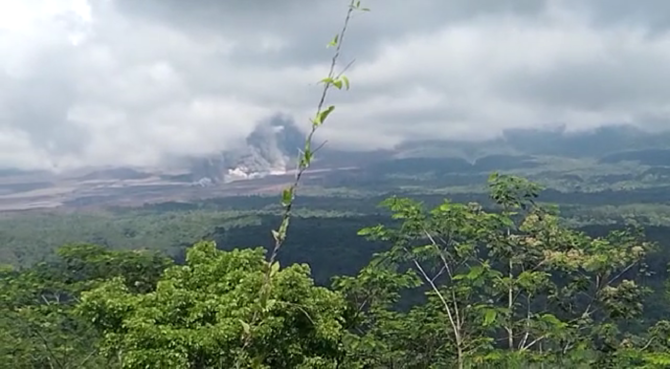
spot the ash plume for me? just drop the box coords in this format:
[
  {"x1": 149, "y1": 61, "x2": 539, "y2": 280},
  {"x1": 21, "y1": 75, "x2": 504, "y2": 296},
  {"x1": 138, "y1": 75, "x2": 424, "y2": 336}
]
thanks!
[{"x1": 190, "y1": 115, "x2": 305, "y2": 184}]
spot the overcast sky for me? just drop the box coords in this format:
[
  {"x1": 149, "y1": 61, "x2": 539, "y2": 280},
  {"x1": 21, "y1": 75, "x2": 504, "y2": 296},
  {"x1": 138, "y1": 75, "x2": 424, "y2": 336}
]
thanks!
[{"x1": 1, "y1": 0, "x2": 669, "y2": 169}]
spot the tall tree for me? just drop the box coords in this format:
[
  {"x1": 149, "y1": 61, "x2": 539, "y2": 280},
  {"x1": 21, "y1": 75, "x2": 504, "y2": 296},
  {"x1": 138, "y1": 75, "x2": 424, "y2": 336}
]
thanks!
[
  {"x1": 0, "y1": 244, "x2": 171, "y2": 369},
  {"x1": 78, "y1": 242, "x2": 348, "y2": 369},
  {"x1": 345, "y1": 173, "x2": 654, "y2": 368}
]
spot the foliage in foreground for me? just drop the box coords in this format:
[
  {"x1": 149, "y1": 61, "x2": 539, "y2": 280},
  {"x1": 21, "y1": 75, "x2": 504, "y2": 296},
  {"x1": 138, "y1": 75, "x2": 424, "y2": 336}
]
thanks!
[
  {"x1": 0, "y1": 244, "x2": 172, "y2": 369},
  {"x1": 2, "y1": 174, "x2": 670, "y2": 368},
  {"x1": 78, "y1": 243, "x2": 347, "y2": 369}
]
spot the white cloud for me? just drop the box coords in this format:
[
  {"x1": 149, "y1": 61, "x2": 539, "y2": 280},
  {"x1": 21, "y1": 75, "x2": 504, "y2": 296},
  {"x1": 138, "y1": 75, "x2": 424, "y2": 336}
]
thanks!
[
  {"x1": 322, "y1": 5, "x2": 670, "y2": 148},
  {"x1": 1, "y1": 0, "x2": 670, "y2": 169}
]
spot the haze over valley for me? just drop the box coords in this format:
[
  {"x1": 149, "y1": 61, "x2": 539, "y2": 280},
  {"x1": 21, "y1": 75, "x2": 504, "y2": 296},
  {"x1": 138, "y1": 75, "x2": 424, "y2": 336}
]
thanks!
[
  {"x1": 0, "y1": 123, "x2": 667, "y2": 212},
  {"x1": 5, "y1": 1, "x2": 670, "y2": 368}
]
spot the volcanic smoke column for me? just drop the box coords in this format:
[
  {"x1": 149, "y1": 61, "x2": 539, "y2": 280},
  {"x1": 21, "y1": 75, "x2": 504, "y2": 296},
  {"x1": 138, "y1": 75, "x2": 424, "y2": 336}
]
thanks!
[{"x1": 223, "y1": 115, "x2": 305, "y2": 182}]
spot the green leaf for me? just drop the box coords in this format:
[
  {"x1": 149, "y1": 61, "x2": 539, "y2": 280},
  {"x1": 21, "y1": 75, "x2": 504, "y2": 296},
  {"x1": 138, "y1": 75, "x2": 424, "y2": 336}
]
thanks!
[
  {"x1": 314, "y1": 105, "x2": 335, "y2": 126},
  {"x1": 341, "y1": 75, "x2": 350, "y2": 90},
  {"x1": 281, "y1": 188, "x2": 293, "y2": 206},
  {"x1": 302, "y1": 148, "x2": 313, "y2": 167},
  {"x1": 265, "y1": 298, "x2": 277, "y2": 312},
  {"x1": 540, "y1": 313, "x2": 562, "y2": 326},
  {"x1": 643, "y1": 352, "x2": 670, "y2": 365},
  {"x1": 327, "y1": 34, "x2": 339, "y2": 47},
  {"x1": 270, "y1": 261, "x2": 280, "y2": 277},
  {"x1": 239, "y1": 319, "x2": 251, "y2": 336},
  {"x1": 483, "y1": 309, "x2": 497, "y2": 326},
  {"x1": 466, "y1": 265, "x2": 485, "y2": 280},
  {"x1": 320, "y1": 77, "x2": 335, "y2": 85}
]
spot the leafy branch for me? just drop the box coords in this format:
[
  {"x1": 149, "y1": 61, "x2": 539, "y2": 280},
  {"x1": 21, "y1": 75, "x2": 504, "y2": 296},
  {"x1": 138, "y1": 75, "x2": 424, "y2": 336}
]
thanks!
[
  {"x1": 235, "y1": 1, "x2": 369, "y2": 366},
  {"x1": 268, "y1": 0, "x2": 368, "y2": 266}
]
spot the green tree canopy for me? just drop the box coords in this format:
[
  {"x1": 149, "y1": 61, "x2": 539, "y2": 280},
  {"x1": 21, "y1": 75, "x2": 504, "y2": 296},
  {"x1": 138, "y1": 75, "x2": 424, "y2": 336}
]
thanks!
[{"x1": 78, "y1": 242, "x2": 349, "y2": 369}]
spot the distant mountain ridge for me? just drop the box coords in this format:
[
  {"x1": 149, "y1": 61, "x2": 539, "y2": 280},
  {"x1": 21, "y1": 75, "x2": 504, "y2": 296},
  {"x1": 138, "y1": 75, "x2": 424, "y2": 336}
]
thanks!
[
  {"x1": 395, "y1": 125, "x2": 670, "y2": 161},
  {"x1": 0, "y1": 124, "x2": 668, "y2": 211},
  {"x1": 1, "y1": 124, "x2": 669, "y2": 185}
]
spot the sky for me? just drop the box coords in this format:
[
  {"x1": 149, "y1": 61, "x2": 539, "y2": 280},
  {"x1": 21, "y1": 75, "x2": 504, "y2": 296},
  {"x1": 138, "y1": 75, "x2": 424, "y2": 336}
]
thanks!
[{"x1": 1, "y1": 0, "x2": 670, "y2": 170}]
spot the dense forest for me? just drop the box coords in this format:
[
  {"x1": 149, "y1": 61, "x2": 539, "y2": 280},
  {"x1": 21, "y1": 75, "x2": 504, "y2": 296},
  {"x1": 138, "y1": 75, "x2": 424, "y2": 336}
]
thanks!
[
  {"x1": 5, "y1": 1, "x2": 670, "y2": 367},
  {"x1": 4, "y1": 139, "x2": 670, "y2": 368},
  {"x1": 3, "y1": 173, "x2": 670, "y2": 368}
]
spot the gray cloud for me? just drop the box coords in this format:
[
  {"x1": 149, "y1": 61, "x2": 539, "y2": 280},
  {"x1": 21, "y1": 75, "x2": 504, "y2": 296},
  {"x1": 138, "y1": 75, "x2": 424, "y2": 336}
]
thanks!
[
  {"x1": 565, "y1": 0, "x2": 670, "y2": 32},
  {"x1": 1, "y1": 0, "x2": 670, "y2": 169}
]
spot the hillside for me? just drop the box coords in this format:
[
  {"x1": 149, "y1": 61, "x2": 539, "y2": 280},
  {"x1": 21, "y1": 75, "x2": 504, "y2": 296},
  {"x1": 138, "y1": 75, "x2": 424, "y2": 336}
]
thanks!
[{"x1": 0, "y1": 124, "x2": 669, "y2": 212}]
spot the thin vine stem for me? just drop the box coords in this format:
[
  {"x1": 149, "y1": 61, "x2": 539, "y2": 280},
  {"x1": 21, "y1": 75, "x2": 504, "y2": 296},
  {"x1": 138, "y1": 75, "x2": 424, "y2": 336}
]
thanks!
[
  {"x1": 267, "y1": 0, "x2": 359, "y2": 268},
  {"x1": 234, "y1": 2, "x2": 369, "y2": 366}
]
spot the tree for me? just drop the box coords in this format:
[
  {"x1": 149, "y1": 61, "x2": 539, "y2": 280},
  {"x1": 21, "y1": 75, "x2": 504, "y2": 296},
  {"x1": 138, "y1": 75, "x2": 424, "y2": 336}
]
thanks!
[
  {"x1": 0, "y1": 244, "x2": 171, "y2": 369},
  {"x1": 346, "y1": 173, "x2": 654, "y2": 368},
  {"x1": 78, "y1": 241, "x2": 348, "y2": 369}
]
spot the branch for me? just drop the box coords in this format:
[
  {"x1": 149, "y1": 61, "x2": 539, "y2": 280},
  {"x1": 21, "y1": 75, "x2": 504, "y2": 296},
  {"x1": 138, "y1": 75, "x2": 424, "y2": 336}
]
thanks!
[
  {"x1": 641, "y1": 337, "x2": 656, "y2": 351},
  {"x1": 518, "y1": 294, "x2": 532, "y2": 350},
  {"x1": 431, "y1": 264, "x2": 447, "y2": 283},
  {"x1": 423, "y1": 229, "x2": 462, "y2": 329},
  {"x1": 266, "y1": 0, "x2": 357, "y2": 267},
  {"x1": 605, "y1": 261, "x2": 638, "y2": 286},
  {"x1": 235, "y1": 2, "x2": 367, "y2": 365},
  {"x1": 521, "y1": 334, "x2": 547, "y2": 351},
  {"x1": 404, "y1": 246, "x2": 462, "y2": 347}
]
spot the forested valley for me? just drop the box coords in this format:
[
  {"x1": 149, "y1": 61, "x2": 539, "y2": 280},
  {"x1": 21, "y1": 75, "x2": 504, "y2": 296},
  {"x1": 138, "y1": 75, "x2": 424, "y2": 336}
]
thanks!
[
  {"x1": 4, "y1": 1, "x2": 670, "y2": 368},
  {"x1": 4, "y1": 173, "x2": 670, "y2": 368}
]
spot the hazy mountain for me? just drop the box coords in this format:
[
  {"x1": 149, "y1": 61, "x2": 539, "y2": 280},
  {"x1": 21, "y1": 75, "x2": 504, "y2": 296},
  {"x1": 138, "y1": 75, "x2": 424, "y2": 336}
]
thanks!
[
  {"x1": 395, "y1": 125, "x2": 670, "y2": 161},
  {"x1": 2, "y1": 124, "x2": 670, "y2": 189},
  {"x1": 164, "y1": 115, "x2": 306, "y2": 185},
  {"x1": 0, "y1": 124, "x2": 668, "y2": 211}
]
